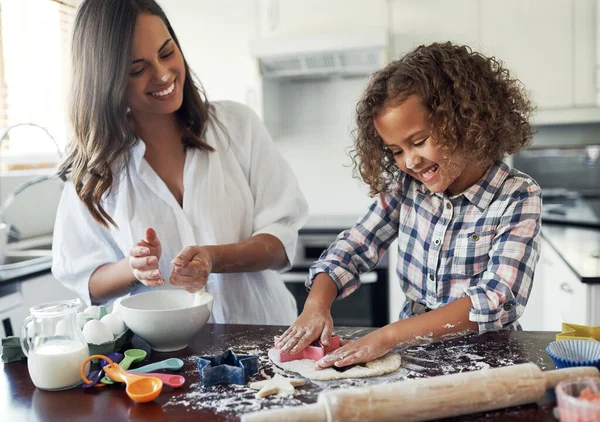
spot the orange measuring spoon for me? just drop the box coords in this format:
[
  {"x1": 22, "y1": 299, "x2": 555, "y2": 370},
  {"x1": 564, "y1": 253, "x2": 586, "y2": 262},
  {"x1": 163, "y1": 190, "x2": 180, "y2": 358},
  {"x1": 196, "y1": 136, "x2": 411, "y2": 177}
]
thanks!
[{"x1": 81, "y1": 355, "x2": 163, "y2": 403}]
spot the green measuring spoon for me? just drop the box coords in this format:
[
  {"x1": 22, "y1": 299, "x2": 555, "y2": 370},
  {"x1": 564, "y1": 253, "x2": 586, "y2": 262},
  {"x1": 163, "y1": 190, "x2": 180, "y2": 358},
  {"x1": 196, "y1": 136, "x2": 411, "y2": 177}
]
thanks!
[
  {"x1": 129, "y1": 358, "x2": 183, "y2": 374},
  {"x1": 100, "y1": 349, "x2": 147, "y2": 385}
]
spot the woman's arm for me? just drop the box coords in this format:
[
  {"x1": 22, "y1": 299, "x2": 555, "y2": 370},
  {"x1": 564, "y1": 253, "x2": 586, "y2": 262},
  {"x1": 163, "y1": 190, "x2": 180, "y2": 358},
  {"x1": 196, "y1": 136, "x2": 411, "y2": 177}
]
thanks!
[
  {"x1": 204, "y1": 233, "x2": 288, "y2": 273},
  {"x1": 169, "y1": 234, "x2": 290, "y2": 292},
  {"x1": 89, "y1": 258, "x2": 137, "y2": 303}
]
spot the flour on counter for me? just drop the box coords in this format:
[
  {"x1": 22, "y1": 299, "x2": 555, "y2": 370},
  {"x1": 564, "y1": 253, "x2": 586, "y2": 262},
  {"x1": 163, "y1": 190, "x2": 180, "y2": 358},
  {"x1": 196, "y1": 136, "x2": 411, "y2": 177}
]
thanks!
[{"x1": 163, "y1": 328, "x2": 547, "y2": 420}]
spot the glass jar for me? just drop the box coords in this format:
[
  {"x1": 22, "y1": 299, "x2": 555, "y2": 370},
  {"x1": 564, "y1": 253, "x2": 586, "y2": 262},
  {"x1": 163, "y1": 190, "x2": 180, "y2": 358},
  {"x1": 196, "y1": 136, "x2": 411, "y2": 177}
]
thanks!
[{"x1": 20, "y1": 299, "x2": 90, "y2": 390}]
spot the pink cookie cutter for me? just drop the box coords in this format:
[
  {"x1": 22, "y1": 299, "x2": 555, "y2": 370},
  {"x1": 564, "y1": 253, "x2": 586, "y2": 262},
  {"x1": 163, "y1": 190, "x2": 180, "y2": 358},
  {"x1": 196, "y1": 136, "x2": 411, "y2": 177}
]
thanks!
[{"x1": 274, "y1": 335, "x2": 341, "y2": 362}]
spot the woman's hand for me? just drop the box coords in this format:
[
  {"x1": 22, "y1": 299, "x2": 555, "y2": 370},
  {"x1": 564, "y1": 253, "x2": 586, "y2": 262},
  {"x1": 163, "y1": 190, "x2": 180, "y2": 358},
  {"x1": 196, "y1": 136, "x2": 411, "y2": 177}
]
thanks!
[
  {"x1": 170, "y1": 246, "x2": 213, "y2": 293},
  {"x1": 129, "y1": 227, "x2": 164, "y2": 287},
  {"x1": 276, "y1": 304, "x2": 334, "y2": 355},
  {"x1": 315, "y1": 328, "x2": 393, "y2": 369}
]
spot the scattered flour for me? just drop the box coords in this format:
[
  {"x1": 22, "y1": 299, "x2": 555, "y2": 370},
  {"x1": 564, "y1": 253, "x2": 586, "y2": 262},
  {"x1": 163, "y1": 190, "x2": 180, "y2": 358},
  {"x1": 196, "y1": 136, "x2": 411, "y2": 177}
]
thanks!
[{"x1": 162, "y1": 328, "x2": 550, "y2": 420}]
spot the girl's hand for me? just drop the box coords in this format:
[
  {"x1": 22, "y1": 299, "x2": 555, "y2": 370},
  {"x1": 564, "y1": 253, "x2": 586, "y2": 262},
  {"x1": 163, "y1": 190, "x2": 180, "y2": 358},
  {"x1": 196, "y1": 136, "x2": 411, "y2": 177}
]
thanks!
[
  {"x1": 316, "y1": 328, "x2": 392, "y2": 369},
  {"x1": 276, "y1": 304, "x2": 334, "y2": 355},
  {"x1": 170, "y1": 246, "x2": 213, "y2": 293},
  {"x1": 129, "y1": 227, "x2": 164, "y2": 287}
]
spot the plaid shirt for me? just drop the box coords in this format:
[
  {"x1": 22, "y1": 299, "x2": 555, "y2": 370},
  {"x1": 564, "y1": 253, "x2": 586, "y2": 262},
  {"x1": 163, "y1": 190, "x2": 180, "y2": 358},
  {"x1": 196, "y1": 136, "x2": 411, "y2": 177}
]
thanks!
[{"x1": 308, "y1": 161, "x2": 541, "y2": 334}]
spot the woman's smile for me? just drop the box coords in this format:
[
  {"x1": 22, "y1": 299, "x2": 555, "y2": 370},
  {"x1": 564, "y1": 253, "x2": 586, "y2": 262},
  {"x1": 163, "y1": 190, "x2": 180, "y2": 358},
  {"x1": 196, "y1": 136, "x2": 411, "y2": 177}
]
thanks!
[{"x1": 148, "y1": 80, "x2": 176, "y2": 100}]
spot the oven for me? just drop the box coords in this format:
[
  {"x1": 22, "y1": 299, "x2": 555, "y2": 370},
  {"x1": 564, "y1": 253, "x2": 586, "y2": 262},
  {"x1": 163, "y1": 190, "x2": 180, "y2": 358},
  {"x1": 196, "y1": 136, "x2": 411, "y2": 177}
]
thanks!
[{"x1": 283, "y1": 230, "x2": 389, "y2": 327}]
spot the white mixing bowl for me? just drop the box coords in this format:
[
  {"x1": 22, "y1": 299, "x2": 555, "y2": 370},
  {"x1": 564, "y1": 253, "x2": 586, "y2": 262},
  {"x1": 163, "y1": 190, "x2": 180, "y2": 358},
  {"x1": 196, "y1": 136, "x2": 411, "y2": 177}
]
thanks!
[{"x1": 119, "y1": 290, "x2": 213, "y2": 352}]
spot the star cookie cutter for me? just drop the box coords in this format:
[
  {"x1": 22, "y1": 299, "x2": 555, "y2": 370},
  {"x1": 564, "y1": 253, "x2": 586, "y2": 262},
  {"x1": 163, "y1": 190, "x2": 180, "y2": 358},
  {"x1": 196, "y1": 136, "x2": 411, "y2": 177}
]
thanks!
[
  {"x1": 557, "y1": 322, "x2": 600, "y2": 342},
  {"x1": 197, "y1": 349, "x2": 259, "y2": 387},
  {"x1": 274, "y1": 335, "x2": 341, "y2": 362}
]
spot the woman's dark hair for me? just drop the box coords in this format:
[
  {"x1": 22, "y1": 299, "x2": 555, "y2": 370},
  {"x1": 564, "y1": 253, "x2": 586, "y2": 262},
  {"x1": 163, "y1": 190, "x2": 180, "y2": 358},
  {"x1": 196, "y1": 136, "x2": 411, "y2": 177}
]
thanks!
[
  {"x1": 58, "y1": 0, "x2": 213, "y2": 227},
  {"x1": 351, "y1": 41, "x2": 534, "y2": 196}
]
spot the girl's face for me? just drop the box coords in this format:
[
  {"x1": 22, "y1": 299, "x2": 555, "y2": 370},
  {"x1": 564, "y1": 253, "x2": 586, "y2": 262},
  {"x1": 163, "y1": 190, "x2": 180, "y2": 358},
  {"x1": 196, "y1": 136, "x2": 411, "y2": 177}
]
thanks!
[
  {"x1": 126, "y1": 14, "x2": 186, "y2": 119},
  {"x1": 374, "y1": 95, "x2": 486, "y2": 195}
]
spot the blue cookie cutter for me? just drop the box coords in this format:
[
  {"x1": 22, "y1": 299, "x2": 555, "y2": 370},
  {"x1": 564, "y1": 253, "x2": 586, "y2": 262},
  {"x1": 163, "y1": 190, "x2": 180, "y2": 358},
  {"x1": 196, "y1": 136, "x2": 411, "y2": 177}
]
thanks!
[{"x1": 198, "y1": 349, "x2": 259, "y2": 387}]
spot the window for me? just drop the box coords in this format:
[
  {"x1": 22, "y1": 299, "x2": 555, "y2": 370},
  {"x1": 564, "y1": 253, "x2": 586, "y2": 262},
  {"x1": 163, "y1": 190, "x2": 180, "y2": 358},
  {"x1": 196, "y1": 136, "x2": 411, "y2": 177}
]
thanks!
[{"x1": 0, "y1": 0, "x2": 79, "y2": 173}]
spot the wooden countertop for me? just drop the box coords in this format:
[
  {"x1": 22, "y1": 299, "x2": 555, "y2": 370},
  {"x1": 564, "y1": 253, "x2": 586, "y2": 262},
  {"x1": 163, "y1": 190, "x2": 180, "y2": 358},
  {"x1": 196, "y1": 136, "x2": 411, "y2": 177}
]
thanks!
[{"x1": 1, "y1": 324, "x2": 560, "y2": 421}]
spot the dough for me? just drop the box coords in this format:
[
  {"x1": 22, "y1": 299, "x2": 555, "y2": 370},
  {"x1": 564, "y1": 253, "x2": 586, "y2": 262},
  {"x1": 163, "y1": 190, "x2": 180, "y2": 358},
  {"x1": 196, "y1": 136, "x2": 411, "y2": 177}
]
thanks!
[
  {"x1": 268, "y1": 348, "x2": 401, "y2": 381},
  {"x1": 249, "y1": 373, "x2": 305, "y2": 397}
]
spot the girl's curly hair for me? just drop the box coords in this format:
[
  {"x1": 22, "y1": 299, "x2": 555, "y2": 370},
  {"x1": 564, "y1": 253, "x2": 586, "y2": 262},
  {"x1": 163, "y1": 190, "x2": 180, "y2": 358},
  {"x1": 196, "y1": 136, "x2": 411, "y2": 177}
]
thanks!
[{"x1": 351, "y1": 42, "x2": 535, "y2": 196}]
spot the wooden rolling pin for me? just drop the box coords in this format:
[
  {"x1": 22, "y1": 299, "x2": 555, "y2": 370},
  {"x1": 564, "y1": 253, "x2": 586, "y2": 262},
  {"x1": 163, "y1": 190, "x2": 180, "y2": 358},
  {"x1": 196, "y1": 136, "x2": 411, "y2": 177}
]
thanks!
[{"x1": 241, "y1": 363, "x2": 599, "y2": 422}]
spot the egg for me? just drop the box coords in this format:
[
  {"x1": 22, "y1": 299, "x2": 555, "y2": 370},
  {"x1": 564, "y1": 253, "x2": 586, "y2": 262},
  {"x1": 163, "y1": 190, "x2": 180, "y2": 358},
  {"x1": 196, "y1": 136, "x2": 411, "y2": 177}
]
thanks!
[
  {"x1": 76, "y1": 312, "x2": 93, "y2": 330},
  {"x1": 83, "y1": 305, "x2": 100, "y2": 320},
  {"x1": 55, "y1": 319, "x2": 70, "y2": 336},
  {"x1": 100, "y1": 313, "x2": 126, "y2": 337},
  {"x1": 82, "y1": 320, "x2": 114, "y2": 345}
]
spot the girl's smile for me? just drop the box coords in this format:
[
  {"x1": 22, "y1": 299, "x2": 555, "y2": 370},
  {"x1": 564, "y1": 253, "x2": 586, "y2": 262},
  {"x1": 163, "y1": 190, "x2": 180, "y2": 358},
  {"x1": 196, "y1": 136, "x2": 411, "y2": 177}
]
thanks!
[{"x1": 374, "y1": 95, "x2": 486, "y2": 195}]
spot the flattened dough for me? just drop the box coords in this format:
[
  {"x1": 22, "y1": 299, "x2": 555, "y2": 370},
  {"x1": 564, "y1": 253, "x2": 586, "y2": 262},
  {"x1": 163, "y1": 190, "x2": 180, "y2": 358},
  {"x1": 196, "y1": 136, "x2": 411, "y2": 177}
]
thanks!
[{"x1": 268, "y1": 348, "x2": 401, "y2": 381}]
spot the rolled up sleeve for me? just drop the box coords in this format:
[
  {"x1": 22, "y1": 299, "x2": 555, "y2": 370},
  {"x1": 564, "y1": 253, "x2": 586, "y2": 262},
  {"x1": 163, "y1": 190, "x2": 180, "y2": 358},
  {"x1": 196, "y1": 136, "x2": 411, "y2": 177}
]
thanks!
[
  {"x1": 465, "y1": 184, "x2": 541, "y2": 333},
  {"x1": 244, "y1": 105, "x2": 309, "y2": 271},
  {"x1": 308, "y1": 182, "x2": 403, "y2": 299}
]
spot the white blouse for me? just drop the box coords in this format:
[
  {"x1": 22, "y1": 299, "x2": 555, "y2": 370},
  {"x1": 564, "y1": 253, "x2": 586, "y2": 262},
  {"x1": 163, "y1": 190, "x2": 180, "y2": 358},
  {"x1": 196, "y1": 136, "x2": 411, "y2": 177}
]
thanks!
[{"x1": 52, "y1": 101, "x2": 309, "y2": 325}]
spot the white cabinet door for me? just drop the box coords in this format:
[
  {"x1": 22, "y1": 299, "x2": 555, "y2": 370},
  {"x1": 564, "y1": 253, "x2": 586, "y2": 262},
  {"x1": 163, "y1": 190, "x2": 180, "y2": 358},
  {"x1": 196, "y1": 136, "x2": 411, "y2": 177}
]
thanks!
[
  {"x1": 257, "y1": 0, "x2": 387, "y2": 38},
  {"x1": 521, "y1": 237, "x2": 591, "y2": 331},
  {"x1": 20, "y1": 272, "x2": 81, "y2": 317},
  {"x1": 389, "y1": 0, "x2": 480, "y2": 58},
  {"x1": 540, "y1": 238, "x2": 590, "y2": 330},
  {"x1": 0, "y1": 283, "x2": 27, "y2": 338},
  {"x1": 480, "y1": 0, "x2": 574, "y2": 110},
  {"x1": 161, "y1": 0, "x2": 260, "y2": 108},
  {"x1": 0, "y1": 306, "x2": 28, "y2": 338}
]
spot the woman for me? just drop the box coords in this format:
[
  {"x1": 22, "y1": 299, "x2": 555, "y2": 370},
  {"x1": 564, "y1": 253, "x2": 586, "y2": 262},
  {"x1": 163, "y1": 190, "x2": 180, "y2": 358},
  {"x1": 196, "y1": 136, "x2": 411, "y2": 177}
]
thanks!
[{"x1": 52, "y1": 0, "x2": 308, "y2": 325}]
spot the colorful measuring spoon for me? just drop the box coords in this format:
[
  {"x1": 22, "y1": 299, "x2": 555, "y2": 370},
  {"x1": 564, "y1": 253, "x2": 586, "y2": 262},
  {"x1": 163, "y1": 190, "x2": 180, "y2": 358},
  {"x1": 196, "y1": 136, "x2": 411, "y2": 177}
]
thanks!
[
  {"x1": 132, "y1": 371, "x2": 185, "y2": 388},
  {"x1": 129, "y1": 358, "x2": 183, "y2": 374},
  {"x1": 82, "y1": 354, "x2": 162, "y2": 403},
  {"x1": 100, "y1": 349, "x2": 147, "y2": 384},
  {"x1": 82, "y1": 369, "x2": 103, "y2": 389}
]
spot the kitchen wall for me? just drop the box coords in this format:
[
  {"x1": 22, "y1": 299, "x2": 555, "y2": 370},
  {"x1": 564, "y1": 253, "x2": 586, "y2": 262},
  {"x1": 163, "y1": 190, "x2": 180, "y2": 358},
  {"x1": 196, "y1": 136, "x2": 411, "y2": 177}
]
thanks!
[
  {"x1": 4, "y1": 0, "x2": 600, "y2": 233},
  {"x1": 0, "y1": 172, "x2": 61, "y2": 239},
  {"x1": 162, "y1": 0, "x2": 600, "y2": 217}
]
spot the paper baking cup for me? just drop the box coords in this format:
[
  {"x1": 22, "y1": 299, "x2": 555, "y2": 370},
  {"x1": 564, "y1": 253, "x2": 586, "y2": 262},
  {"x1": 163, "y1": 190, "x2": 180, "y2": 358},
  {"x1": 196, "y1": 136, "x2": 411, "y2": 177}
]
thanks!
[{"x1": 546, "y1": 340, "x2": 600, "y2": 369}]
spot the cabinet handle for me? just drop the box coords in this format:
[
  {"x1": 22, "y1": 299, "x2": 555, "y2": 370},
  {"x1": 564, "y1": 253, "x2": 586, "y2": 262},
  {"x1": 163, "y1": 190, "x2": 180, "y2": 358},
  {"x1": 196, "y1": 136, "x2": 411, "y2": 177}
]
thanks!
[{"x1": 560, "y1": 283, "x2": 573, "y2": 294}]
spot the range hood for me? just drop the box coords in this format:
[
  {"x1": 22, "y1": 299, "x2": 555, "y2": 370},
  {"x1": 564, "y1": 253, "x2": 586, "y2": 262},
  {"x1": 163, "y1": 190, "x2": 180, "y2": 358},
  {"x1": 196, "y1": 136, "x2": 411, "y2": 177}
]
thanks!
[{"x1": 249, "y1": 31, "x2": 388, "y2": 79}]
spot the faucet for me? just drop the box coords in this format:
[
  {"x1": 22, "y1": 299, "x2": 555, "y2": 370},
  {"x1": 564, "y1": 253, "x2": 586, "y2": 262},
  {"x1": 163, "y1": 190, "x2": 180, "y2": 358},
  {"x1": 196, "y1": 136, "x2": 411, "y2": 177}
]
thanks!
[{"x1": 0, "y1": 123, "x2": 62, "y2": 242}]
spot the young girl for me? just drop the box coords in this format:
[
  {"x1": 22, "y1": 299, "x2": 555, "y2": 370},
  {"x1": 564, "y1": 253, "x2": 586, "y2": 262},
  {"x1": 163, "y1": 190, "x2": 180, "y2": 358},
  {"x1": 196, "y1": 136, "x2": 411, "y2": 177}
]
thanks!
[
  {"x1": 51, "y1": 0, "x2": 308, "y2": 325},
  {"x1": 277, "y1": 42, "x2": 541, "y2": 368}
]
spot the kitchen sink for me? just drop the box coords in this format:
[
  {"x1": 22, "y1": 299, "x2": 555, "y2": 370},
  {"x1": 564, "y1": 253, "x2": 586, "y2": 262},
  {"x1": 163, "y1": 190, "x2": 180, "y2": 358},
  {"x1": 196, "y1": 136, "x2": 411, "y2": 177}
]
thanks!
[{"x1": 0, "y1": 235, "x2": 53, "y2": 282}]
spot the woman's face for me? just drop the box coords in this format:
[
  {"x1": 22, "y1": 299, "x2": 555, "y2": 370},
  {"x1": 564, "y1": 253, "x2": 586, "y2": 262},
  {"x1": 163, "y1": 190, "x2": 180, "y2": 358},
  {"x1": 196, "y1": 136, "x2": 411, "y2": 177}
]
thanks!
[
  {"x1": 126, "y1": 13, "x2": 186, "y2": 119},
  {"x1": 374, "y1": 95, "x2": 486, "y2": 195}
]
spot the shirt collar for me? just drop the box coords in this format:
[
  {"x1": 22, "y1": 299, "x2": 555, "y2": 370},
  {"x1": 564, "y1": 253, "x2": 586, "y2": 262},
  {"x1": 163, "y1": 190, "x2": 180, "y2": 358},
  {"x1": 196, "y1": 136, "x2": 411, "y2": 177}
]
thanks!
[
  {"x1": 130, "y1": 138, "x2": 146, "y2": 172},
  {"x1": 417, "y1": 160, "x2": 509, "y2": 211}
]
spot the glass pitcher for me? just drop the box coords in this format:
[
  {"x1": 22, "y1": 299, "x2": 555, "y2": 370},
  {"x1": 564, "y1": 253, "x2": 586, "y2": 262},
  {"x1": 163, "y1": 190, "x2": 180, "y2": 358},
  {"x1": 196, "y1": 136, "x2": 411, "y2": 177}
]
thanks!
[{"x1": 20, "y1": 299, "x2": 90, "y2": 391}]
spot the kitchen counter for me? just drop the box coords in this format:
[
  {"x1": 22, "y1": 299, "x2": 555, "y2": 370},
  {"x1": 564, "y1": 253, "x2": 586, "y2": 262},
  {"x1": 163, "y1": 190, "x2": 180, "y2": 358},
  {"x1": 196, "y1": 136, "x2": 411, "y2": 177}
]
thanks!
[
  {"x1": 542, "y1": 224, "x2": 600, "y2": 283},
  {"x1": 1, "y1": 324, "x2": 562, "y2": 421}
]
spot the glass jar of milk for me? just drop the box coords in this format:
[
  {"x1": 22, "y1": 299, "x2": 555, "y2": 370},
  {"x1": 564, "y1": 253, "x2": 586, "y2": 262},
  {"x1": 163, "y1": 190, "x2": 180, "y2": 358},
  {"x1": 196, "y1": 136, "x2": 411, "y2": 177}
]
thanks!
[{"x1": 20, "y1": 299, "x2": 90, "y2": 390}]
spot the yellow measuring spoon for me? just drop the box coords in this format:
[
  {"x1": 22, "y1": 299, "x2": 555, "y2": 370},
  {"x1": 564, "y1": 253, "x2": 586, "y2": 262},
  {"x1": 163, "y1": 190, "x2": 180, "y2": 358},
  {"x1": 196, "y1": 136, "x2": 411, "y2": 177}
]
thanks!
[
  {"x1": 100, "y1": 349, "x2": 147, "y2": 385},
  {"x1": 82, "y1": 355, "x2": 163, "y2": 403}
]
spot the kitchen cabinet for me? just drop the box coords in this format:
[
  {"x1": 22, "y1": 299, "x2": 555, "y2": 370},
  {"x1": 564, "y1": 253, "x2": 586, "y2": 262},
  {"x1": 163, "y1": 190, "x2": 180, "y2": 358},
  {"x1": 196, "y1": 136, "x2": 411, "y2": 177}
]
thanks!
[
  {"x1": 480, "y1": 0, "x2": 595, "y2": 111},
  {"x1": 256, "y1": 0, "x2": 387, "y2": 38},
  {"x1": 0, "y1": 283, "x2": 27, "y2": 338},
  {"x1": 390, "y1": 0, "x2": 600, "y2": 123},
  {"x1": 389, "y1": 0, "x2": 481, "y2": 57},
  {"x1": 0, "y1": 272, "x2": 81, "y2": 338},
  {"x1": 160, "y1": 0, "x2": 260, "y2": 108},
  {"x1": 520, "y1": 236, "x2": 597, "y2": 331}
]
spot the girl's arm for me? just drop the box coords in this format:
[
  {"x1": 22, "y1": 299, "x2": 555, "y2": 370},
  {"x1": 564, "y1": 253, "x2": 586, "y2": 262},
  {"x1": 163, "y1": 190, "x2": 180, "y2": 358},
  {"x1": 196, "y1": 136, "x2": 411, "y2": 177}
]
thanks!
[
  {"x1": 277, "y1": 179, "x2": 407, "y2": 354},
  {"x1": 317, "y1": 296, "x2": 478, "y2": 368}
]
